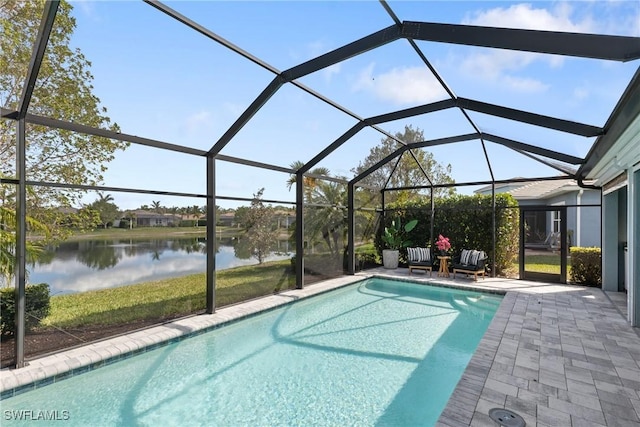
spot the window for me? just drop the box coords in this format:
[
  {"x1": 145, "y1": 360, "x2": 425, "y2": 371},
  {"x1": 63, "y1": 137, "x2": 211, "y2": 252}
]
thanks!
[{"x1": 552, "y1": 210, "x2": 561, "y2": 234}]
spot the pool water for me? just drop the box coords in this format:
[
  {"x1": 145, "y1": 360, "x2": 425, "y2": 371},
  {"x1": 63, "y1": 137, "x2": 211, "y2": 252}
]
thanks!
[{"x1": 3, "y1": 278, "x2": 502, "y2": 426}]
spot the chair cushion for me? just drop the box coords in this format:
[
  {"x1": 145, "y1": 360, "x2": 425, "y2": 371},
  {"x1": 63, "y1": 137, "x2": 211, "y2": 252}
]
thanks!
[
  {"x1": 460, "y1": 249, "x2": 472, "y2": 265},
  {"x1": 408, "y1": 247, "x2": 430, "y2": 262},
  {"x1": 453, "y1": 250, "x2": 486, "y2": 271},
  {"x1": 409, "y1": 260, "x2": 432, "y2": 267},
  {"x1": 469, "y1": 250, "x2": 481, "y2": 266}
]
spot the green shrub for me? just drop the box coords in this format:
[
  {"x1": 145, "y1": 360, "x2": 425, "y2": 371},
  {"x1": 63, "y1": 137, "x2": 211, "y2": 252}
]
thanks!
[
  {"x1": 377, "y1": 194, "x2": 519, "y2": 275},
  {"x1": 0, "y1": 283, "x2": 51, "y2": 336},
  {"x1": 570, "y1": 247, "x2": 601, "y2": 287}
]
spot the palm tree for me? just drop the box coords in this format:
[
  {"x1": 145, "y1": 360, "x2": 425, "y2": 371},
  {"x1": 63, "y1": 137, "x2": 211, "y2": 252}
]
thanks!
[
  {"x1": 190, "y1": 205, "x2": 202, "y2": 227},
  {"x1": 286, "y1": 160, "x2": 330, "y2": 201},
  {"x1": 305, "y1": 180, "x2": 347, "y2": 256},
  {"x1": 151, "y1": 200, "x2": 163, "y2": 214},
  {"x1": 0, "y1": 205, "x2": 50, "y2": 287},
  {"x1": 98, "y1": 192, "x2": 114, "y2": 203}
]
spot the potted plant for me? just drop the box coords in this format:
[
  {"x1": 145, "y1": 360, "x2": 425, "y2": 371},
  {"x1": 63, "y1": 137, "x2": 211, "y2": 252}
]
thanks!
[
  {"x1": 381, "y1": 217, "x2": 418, "y2": 269},
  {"x1": 435, "y1": 234, "x2": 451, "y2": 256}
]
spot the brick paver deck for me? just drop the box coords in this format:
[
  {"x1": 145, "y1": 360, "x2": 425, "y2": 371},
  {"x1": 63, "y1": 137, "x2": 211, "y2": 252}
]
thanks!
[{"x1": 2, "y1": 269, "x2": 638, "y2": 427}]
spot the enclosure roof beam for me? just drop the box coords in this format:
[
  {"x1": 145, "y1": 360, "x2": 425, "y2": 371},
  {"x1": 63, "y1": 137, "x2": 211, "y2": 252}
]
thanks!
[
  {"x1": 457, "y1": 98, "x2": 603, "y2": 137},
  {"x1": 509, "y1": 149, "x2": 578, "y2": 176},
  {"x1": 483, "y1": 133, "x2": 584, "y2": 165},
  {"x1": 215, "y1": 154, "x2": 294, "y2": 174},
  {"x1": 145, "y1": 0, "x2": 280, "y2": 74},
  {"x1": 301, "y1": 99, "x2": 465, "y2": 177},
  {"x1": 283, "y1": 25, "x2": 402, "y2": 81},
  {"x1": 147, "y1": 1, "x2": 405, "y2": 151},
  {"x1": 351, "y1": 133, "x2": 479, "y2": 185},
  {"x1": 366, "y1": 99, "x2": 456, "y2": 125},
  {"x1": 0, "y1": 178, "x2": 207, "y2": 199},
  {"x1": 18, "y1": 0, "x2": 60, "y2": 118},
  {"x1": 1, "y1": 108, "x2": 207, "y2": 156},
  {"x1": 207, "y1": 76, "x2": 284, "y2": 156},
  {"x1": 298, "y1": 123, "x2": 365, "y2": 175},
  {"x1": 409, "y1": 133, "x2": 479, "y2": 149},
  {"x1": 402, "y1": 21, "x2": 640, "y2": 62},
  {"x1": 351, "y1": 147, "x2": 405, "y2": 185}
]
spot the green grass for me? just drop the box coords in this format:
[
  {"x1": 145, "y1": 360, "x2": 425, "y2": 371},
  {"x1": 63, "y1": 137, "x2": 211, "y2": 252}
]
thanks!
[
  {"x1": 64, "y1": 226, "x2": 240, "y2": 241},
  {"x1": 41, "y1": 259, "x2": 295, "y2": 329},
  {"x1": 512, "y1": 254, "x2": 572, "y2": 275}
]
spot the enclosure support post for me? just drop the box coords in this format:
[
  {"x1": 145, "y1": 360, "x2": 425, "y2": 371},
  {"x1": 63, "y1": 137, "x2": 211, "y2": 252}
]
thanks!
[
  {"x1": 205, "y1": 156, "x2": 216, "y2": 313},
  {"x1": 347, "y1": 183, "x2": 355, "y2": 274},
  {"x1": 430, "y1": 186, "x2": 435, "y2": 246},
  {"x1": 560, "y1": 206, "x2": 568, "y2": 284},
  {"x1": 492, "y1": 183, "x2": 496, "y2": 278},
  {"x1": 295, "y1": 172, "x2": 304, "y2": 289},
  {"x1": 519, "y1": 209, "x2": 525, "y2": 280},
  {"x1": 12, "y1": 0, "x2": 60, "y2": 369},
  {"x1": 14, "y1": 120, "x2": 27, "y2": 368}
]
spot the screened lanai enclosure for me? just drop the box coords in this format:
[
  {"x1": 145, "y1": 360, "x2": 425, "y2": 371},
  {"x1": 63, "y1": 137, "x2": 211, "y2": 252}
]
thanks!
[{"x1": 1, "y1": 0, "x2": 639, "y2": 368}]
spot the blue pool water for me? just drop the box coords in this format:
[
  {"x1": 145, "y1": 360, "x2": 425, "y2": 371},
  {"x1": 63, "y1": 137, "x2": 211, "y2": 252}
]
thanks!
[{"x1": 3, "y1": 278, "x2": 502, "y2": 426}]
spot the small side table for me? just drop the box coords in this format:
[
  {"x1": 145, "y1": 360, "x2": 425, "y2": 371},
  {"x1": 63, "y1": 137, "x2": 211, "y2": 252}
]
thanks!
[{"x1": 437, "y1": 256, "x2": 451, "y2": 278}]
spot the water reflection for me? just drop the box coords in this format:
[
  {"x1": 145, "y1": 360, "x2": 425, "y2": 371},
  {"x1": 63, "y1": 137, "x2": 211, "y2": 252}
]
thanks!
[{"x1": 29, "y1": 237, "x2": 292, "y2": 295}]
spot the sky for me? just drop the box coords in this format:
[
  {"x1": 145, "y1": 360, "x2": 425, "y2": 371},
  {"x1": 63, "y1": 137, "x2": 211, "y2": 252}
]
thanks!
[{"x1": 26, "y1": 1, "x2": 640, "y2": 209}]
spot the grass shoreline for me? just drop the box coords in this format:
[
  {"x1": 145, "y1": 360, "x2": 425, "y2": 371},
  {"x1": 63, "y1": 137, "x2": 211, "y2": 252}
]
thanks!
[
  {"x1": 41, "y1": 259, "x2": 295, "y2": 329},
  {"x1": 62, "y1": 226, "x2": 214, "y2": 241}
]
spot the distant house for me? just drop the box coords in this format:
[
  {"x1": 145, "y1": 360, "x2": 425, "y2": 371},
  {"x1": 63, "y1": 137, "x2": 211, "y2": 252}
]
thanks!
[
  {"x1": 218, "y1": 212, "x2": 235, "y2": 227},
  {"x1": 125, "y1": 210, "x2": 181, "y2": 227},
  {"x1": 475, "y1": 179, "x2": 601, "y2": 248},
  {"x1": 273, "y1": 210, "x2": 295, "y2": 229}
]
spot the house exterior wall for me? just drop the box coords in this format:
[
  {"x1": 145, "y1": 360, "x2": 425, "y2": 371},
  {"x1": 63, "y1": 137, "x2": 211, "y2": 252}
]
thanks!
[
  {"x1": 591, "y1": 110, "x2": 640, "y2": 325},
  {"x1": 602, "y1": 190, "x2": 621, "y2": 293},
  {"x1": 543, "y1": 191, "x2": 601, "y2": 248},
  {"x1": 577, "y1": 191, "x2": 601, "y2": 248},
  {"x1": 477, "y1": 184, "x2": 602, "y2": 248}
]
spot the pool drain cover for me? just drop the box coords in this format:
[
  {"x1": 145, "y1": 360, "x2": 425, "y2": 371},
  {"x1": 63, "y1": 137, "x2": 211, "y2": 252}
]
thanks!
[{"x1": 488, "y1": 408, "x2": 526, "y2": 427}]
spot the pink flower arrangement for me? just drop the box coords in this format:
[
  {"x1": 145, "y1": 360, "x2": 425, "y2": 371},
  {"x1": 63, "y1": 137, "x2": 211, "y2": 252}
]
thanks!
[{"x1": 435, "y1": 234, "x2": 451, "y2": 252}]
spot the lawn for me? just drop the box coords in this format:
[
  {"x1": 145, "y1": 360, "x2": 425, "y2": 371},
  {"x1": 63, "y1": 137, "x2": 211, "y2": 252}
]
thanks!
[
  {"x1": 512, "y1": 254, "x2": 572, "y2": 275},
  {"x1": 41, "y1": 259, "x2": 295, "y2": 329},
  {"x1": 63, "y1": 226, "x2": 238, "y2": 241}
]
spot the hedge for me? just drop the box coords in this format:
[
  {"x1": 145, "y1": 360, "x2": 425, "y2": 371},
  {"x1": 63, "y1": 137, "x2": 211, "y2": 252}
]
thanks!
[
  {"x1": 376, "y1": 193, "x2": 519, "y2": 276},
  {"x1": 570, "y1": 247, "x2": 602, "y2": 287},
  {"x1": 0, "y1": 283, "x2": 51, "y2": 336}
]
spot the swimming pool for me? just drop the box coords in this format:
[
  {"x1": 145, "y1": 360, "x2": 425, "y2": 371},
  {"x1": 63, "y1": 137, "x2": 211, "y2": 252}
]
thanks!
[{"x1": 2, "y1": 278, "x2": 502, "y2": 426}]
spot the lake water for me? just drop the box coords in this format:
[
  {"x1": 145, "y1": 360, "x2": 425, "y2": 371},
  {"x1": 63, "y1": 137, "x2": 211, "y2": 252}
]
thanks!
[{"x1": 28, "y1": 237, "x2": 293, "y2": 296}]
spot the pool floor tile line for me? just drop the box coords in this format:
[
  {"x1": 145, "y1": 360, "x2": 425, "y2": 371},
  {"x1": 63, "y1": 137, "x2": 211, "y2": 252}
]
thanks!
[{"x1": 2, "y1": 268, "x2": 639, "y2": 427}]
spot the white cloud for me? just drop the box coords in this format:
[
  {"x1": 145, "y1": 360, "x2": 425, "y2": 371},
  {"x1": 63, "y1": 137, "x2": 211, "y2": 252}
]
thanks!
[
  {"x1": 322, "y1": 63, "x2": 341, "y2": 82},
  {"x1": 454, "y1": 3, "x2": 598, "y2": 92},
  {"x1": 502, "y1": 75, "x2": 550, "y2": 93},
  {"x1": 185, "y1": 111, "x2": 214, "y2": 133},
  {"x1": 457, "y1": 49, "x2": 549, "y2": 92},
  {"x1": 572, "y1": 87, "x2": 589, "y2": 101},
  {"x1": 462, "y1": 3, "x2": 594, "y2": 33},
  {"x1": 352, "y1": 63, "x2": 447, "y2": 105}
]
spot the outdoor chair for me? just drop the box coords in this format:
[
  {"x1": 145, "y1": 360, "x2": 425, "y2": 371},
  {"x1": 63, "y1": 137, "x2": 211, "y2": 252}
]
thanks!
[
  {"x1": 452, "y1": 249, "x2": 487, "y2": 281},
  {"x1": 407, "y1": 247, "x2": 432, "y2": 276},
  {"x1": 525, "y1": 231, "x2": 560, "y2": 251}
]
